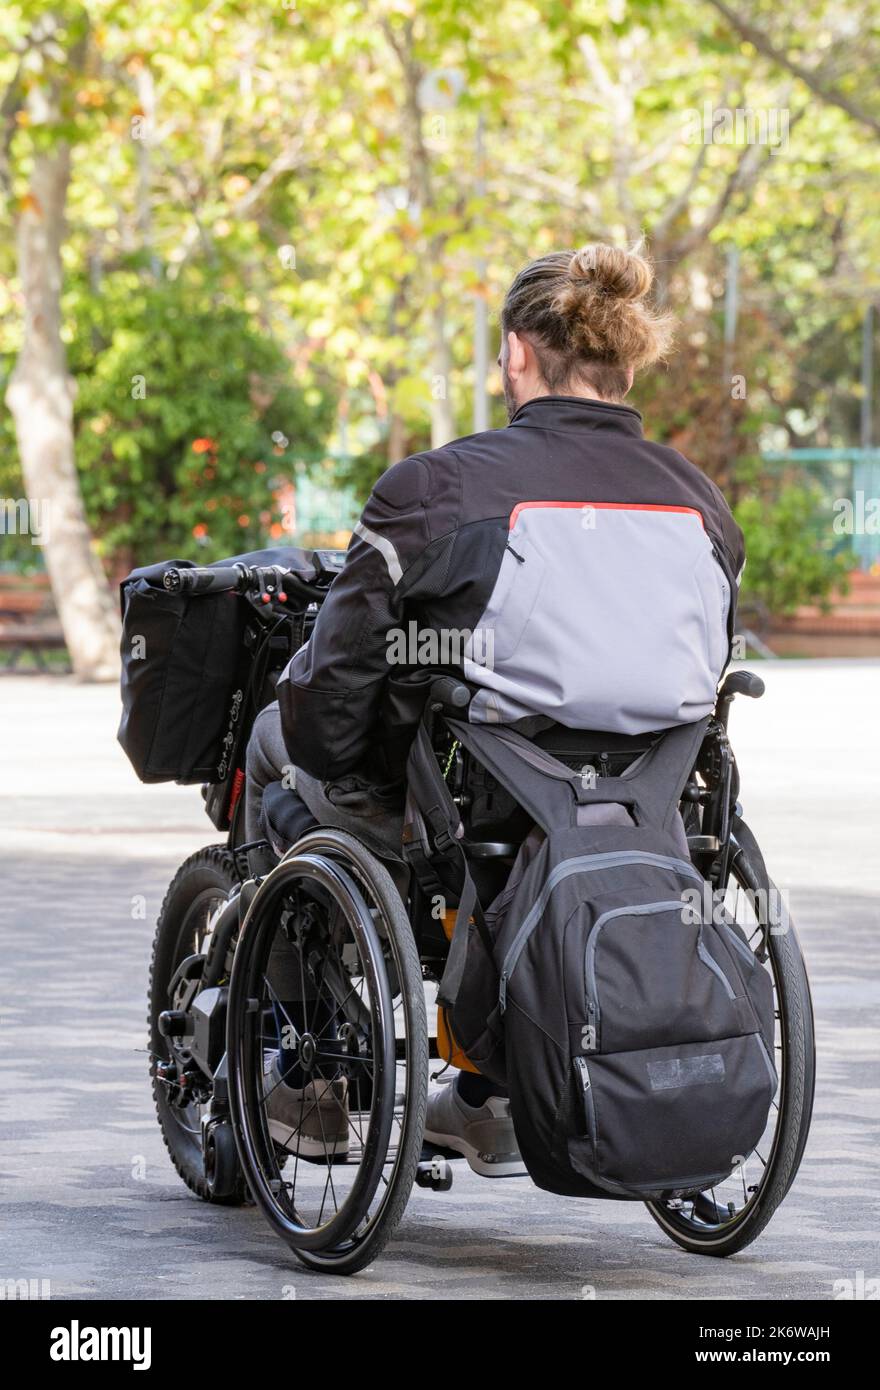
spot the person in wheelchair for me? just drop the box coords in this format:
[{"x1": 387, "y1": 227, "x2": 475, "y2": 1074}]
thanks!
[{"x1": 244, "y1": 242, "x2": 744, "y2": 1176}]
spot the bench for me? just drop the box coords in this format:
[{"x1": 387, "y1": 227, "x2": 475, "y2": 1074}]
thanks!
[{"x1": 0, "y1": 574, "x2": 69, "y2": 672}]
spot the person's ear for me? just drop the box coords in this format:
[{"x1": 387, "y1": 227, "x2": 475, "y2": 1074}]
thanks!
[
  {"x1": 506, "y1": 330, "x2": 528, "y2": 380},
  {"x1": 621, "y1": 366, "x2": 635, "y2": 396}
]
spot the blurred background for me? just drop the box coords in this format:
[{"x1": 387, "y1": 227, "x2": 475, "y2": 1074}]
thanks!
[
  {"x1": 1, "y1": 0, "x2": 879, "y2": 678},
  {"x1": 2, "y1": 1, "x2": 879, "y2": 1301}
]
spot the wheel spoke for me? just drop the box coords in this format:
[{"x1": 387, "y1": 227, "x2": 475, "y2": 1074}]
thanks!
[{"x1": 260, "y1": 975, "x2": 301, "y2": 1047}]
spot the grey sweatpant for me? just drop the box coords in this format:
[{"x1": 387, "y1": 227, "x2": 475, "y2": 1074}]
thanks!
[{"x1": 244, "y1": 700, "x2": 404, "y2": 862}]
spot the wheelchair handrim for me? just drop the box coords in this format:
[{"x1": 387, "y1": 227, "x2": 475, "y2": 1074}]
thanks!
[{"x1": 228, "y1": 853, "x2": 397, "y2": 1252}]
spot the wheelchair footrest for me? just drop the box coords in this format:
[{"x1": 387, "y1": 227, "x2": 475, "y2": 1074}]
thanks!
[{"x1": 415, "y1": 1148, "x2": 456, "y2": 1191}]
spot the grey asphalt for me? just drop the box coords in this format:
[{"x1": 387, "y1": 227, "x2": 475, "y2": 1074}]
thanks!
[{"x1": 1, "y1": 662, "x2": 878, "y2": 1301}]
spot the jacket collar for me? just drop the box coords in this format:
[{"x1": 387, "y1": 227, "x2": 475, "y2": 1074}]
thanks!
[{"x1": 508, "y1": 394, "x2": 644, "y2": 438}]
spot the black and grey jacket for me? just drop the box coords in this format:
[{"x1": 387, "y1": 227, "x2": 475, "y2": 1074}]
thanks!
[{"x1": 278, "y1": 395, "x2": 745, "y2": 784}]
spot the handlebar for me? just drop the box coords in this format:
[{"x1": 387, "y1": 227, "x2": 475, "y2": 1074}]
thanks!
[
  {"x1": 163, "y1": 563, "x2": 251, "y2": 597},
  {"x1": 162, "y1": 562, "x2": 331, "y2": 607},
  {"x1": 719, "y1": 670, "x2": 765, "y2": 701},
  {"x1": 429, "y1": 675, "x2": 472, "y2": 713},
  {"x1": 717, "y1": 668, "x2": 765, "y2": 728}
]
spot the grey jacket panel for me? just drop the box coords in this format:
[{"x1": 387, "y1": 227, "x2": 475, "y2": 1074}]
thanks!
[{"x1": 465, "y1": 500, "x2": 730, "y2": 733}]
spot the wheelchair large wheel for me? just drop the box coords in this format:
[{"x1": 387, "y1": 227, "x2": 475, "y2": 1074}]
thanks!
[
  {"x1": 227, "y1": 829, "x2": 428, "y2": 1274},
  {"x1": 646, "y1": 823, "x2": 815, "y2": 1255}
]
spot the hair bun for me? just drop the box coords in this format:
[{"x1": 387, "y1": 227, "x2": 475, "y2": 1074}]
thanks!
[
  {"x1": 502, "y1": 243, "x2": 675, "y2": 397},
  {"x1": 567, "y1": 244, "x2": 653, "y2": 302}
]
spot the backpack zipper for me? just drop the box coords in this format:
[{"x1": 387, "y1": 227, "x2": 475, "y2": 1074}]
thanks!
[
  {"x1": 695, "y1": 933, "x2": 738, "y2": 999},
  {"x1": 573, "y1": 1056, "x2": 599, "y2": 1165},
  {"x1": 584, "y1": 899, "x2": 695, "y2": 1041},
  {"x1": 583, "y1": 900, "x2": 746, "y2": 1049},
  {"x1": 498, "y1": 851, "x2": 701, "y2": 1013}
]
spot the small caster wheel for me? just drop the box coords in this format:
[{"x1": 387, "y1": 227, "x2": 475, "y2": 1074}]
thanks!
[
  {"x1": 415, "y1": 1156, "x2": 453, "y2": 1191},
  {"x1": 204, "y1": 1122, "x2": 241, "y2": 1200}
]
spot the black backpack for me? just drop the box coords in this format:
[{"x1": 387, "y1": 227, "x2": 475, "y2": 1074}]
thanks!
[{"x1": 406, "y1": 716, "x2": 776, "y2": 1201}]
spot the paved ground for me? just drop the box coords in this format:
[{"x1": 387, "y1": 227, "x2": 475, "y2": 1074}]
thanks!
[{"x1": 1, "y1": 663, "x2": 878, "y2": 1301}]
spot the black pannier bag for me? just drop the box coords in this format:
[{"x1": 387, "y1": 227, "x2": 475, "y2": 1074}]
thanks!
[
  {"x1": 117, "y1": 547, "x2": 309, "y2": 784},
  {"x1": 407, "y1": 716, "x2": 777, "y2": 1202}
]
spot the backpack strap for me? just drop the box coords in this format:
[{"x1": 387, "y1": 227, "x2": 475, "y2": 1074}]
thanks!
[
  {"x1": 444, "y1": 720, "x2": 586, "y2": 834},
  {"x1": 614, "y1": 716, "x2": 711, "y2": 831},
  {"x1": 435, "y1": 866, "x2": 483, "y2": 1010},
  {"x1": 403, "y1": 722, "x2": 491, "y2": 1009},
  {"x1": 403, "y1": 722, "x2": 465, "y2": 866},
  {"x1": 446, "y1": 715, "x2": 711, "y2": 834}
]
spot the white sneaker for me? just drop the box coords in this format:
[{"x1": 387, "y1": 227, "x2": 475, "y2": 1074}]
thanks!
[
  {"x1": 263, "y1": 1058, "x2": 349, "y2": 1161},
  {"x1": 424, "y1": 1080, "x2": 526, "y2": 1178}
]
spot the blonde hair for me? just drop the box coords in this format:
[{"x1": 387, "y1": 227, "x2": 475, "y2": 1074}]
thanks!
[{"x1": 501, "y1": 244, "x2": 675, "y2": 400}]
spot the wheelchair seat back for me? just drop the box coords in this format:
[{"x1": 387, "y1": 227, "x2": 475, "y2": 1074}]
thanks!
[{"x1": 462, "y1": 721, "x2": 661, "y2": 845}]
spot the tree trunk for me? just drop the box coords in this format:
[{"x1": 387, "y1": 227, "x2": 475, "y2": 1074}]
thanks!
[
  {"x1": 383, "y1": 17, "x2": 456, "y2": 449},
  {"x1": 386, "y1": 411, "x2": 407, "y2": 467},
  {"x1": 6, "y1": 142, "x2": 120, "y2": 681},
  {"x1": 429, "y1": 291, "x2": 456, "y2": 447}
]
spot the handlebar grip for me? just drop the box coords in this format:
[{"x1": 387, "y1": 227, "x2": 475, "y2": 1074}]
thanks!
[
  {"x1": 429, "y1": 676, "x2": 472, "y2": 712},
  {"x1": 162, "y1": 564, "x2": 249, "y2": 596},
  {"x1": 719, "y1": 669, "x2": 765, "y2": 701},
  {"x1": 281, "y1": 571, "x2": 330, "y2": 604}
]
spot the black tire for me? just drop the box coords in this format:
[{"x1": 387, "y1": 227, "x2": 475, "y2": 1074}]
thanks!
[
  {"x1": 204, "y1": 1121, "x2": 242, "y2": 1200},
  {"x1": 149, "y1": 845, "x2": 247, "y2": 1204},
  {"x1": 228, "y1": 830, "x2": 428, "y2": 1275},
  {"x1": 646, "y1": 824, "x2": 816, "y2": 1255}
]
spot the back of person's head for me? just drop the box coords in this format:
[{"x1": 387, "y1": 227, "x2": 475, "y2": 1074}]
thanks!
[{"x1": 501, "y1": 243, "x2": 675, "y2": 402}]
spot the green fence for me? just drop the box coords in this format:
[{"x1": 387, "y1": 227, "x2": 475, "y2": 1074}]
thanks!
[
  {"x1": 760, "y1": 448, "x2": 880, "y2": 572},
  {"x1": 289, "y1": 468, "x2": 361, "y2": 546}
]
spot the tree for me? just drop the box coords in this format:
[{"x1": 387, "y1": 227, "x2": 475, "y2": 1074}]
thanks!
[
  {"x1": 706, "y1": 1, "x2": 880, "y2": 139},
  {"x1": 2, "y1": 0, "x2": 878, "y2": 628},
  {"x1": 3, "y1": 6, "x2": 119, "y2": 678},
  {"x1": 72, "y1": 277, "x2": 335, "y2": 571},
  {"x1": 735, "y1": 484, "x2": 851, "y2": 618}
]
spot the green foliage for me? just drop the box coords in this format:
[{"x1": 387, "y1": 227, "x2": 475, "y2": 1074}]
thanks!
[
  {"x1": 70, "y1": 276, "x2": 335, "y2": 567},
  {"x1": 2, "y1": 0, "x2": 879, "y2": 604},
  {"x1": 735, "y1": 485, "x2": 851, "y2": 618}
]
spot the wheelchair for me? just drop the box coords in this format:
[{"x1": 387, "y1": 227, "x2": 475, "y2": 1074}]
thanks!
[
  {"x1": 212, "y1": 672, "x2": 814, "y2": 1275},
  {"x1": 142, "y1": 560, "x2": 813, "y2": 1276}
]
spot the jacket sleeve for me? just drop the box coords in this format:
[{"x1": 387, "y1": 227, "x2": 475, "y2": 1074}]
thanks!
[
  {"x1": 709, "y1": 479, "x2": 746, "y2": 585},
  {"x1": 276, "y1": 452, "x2": 437, "y2": 781}
]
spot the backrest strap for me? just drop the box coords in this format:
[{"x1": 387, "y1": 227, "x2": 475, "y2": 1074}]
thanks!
[{"x1": 446, "y1": 715, "x2": 710, "y2": 834}]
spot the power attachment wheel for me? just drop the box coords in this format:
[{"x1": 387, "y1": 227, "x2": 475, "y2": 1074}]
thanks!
[
  {"x1": 149, "y1": 845, "x2": 247, "y2": 1204},
  {"x1": 227, "y1": 829, "x2": 428, "y2": 1275},
  {"x1": 204, "y1": 1122, "x2": 241, "y2": 1200},
  {"x1": 645, "y1": 822, "x2": 815, "y2": 1256}
]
